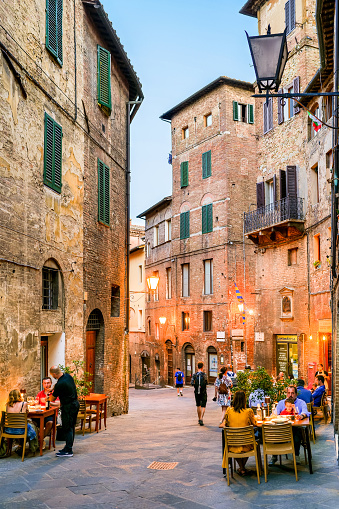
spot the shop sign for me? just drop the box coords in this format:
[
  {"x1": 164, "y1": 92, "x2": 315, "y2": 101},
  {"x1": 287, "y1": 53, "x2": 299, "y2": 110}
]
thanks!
[
  {"x1": 232, "y1": 329, "x2": 243, "y2": 338},
  {"x1": 255, "y1": 332, "x2": 264, "y2": 342},
  {"x1": 276, "y1": 335, "x2": 297, "y2": 343},
  {"x1": 318, "y1": 319, "x2": 332, "y2": 333},
  {"x1": 217, "y1": 331, "x2": 226, "y2": 342}
]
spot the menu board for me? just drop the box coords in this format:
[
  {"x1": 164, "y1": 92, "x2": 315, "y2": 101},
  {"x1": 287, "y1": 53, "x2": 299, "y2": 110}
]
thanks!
[{"x1": 277, "y1": 343, "x2": 288, "y2": 376}]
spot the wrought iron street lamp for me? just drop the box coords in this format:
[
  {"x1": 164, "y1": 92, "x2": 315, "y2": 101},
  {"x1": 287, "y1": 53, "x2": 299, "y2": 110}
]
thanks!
[{"x1": 146, "y1": 272, "x2": 159, "y2": 291}]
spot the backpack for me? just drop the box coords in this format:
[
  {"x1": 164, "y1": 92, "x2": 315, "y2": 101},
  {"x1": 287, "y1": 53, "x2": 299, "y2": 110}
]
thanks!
[
  {"x1": 218, "y1": 380, "x2": 228, "y2": 395},
  {"x1": 177, "y1": 372, "x2": 182, "y2": 382},
  {"x1": 193, "y1": 372, "x2": 207, "y2": 394}
]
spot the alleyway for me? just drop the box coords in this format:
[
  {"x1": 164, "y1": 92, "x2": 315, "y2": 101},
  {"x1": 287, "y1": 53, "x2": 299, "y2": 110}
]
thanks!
[{"x1": 0, "y1": 386, "x2": 338, "y2": 508}]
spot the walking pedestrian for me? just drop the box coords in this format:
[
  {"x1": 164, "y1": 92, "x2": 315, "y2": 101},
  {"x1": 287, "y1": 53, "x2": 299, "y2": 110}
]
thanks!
[
  {"x1": 214, "y1": 370, "x2": 232, "y2": 423},
  {"x1": 48, "y1": 365, "x2": 80, "y2": 457},
  {"x1": 174, "y1": 368, "x2": 185, "y2": 396},
  {"x1": 191, "y1": 362, "x2": 208, "y2": 426}
]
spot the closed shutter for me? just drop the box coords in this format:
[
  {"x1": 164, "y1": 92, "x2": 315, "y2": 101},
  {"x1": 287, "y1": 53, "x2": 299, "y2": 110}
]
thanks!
[
  {"x1": 280, "y1": 169, "x2": 287, "y2": 199},
  {"x1": 233, "y1": 101, "x2": 239, "y2": 121},
  {"x1": 293, "y1": 76, "x2": 300, "y2": 114},
  {"x1": 248, "y1": 104, "x2": 254, "y2": 124},
  {"x1": 104, "y1": 165, "x2": 110, "y2": 225},
  {"x1": 263, "y1": 102, "x2": 268, "y2": 134},
  {"x1": 278, "y1": 89, "x2": 284, "y2": 124},
  {"x1": 285, "y1": 0, "x2": 290, "y2": 33},
  {"x1": 98, "y1": 159, "x2": 110, "y2": 225},
  {"x1": 202, "y1": 204, "x2": 213, "y2": 234},
  {"x1": 97, "y1": 45, "x2": 112, "y2": 111},
  {"x1": 180, "y1": 212, "x2": 190, "y2": 239},
  {"x1": 273, "y1": 174, "x2": 277, "y2": 203},
  {"x1": 44, "y1": 113, "x2": 62, "y2": 193},
  {"x1": 286, "y1": 165, "x2": 297, "y2": 197},
  {"x1": 256, "y1": 182, "x2": 265, "y2": 209},
  {"x1": 46, "y1": 0, "x2": 63, "y2": 65},
  {"x1": 202, "y1": 150, "x2": 211, "y2": 179},
  {"x1": 181, "y1": 161, "x2": 188, "y2": 187},
  {"x1": 268, "y1": 98, "x2": 273, "y2": 131},
  {"x1": 290, "y1": 0, "x2": 295, "y2": 32}
]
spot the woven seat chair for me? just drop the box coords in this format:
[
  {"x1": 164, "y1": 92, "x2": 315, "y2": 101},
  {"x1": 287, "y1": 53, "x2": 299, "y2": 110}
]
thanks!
[
  {"x1": 78, "y1": 400, "x2": 93, "y2": 435},
  {"x1": 222, "y1": 426, "x2": 261, "y2": 486},
  {"x1": 0, "y1": 412, "x2": 28, "y2": 461},
  {"x1": 313, "y1": 392, "x2": 329, "y2": 424},
  {"x1": 306, "y1": 402, "x2": 316, "y2": 443},
  {"x1": 262, "y1": 422, "x2": 298, "y2": 482}
]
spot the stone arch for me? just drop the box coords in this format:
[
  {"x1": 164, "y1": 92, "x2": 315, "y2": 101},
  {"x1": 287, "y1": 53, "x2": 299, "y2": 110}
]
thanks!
[
  {"x1": 86, "y1": 309, "x2": 105, "y2": 393},
  {"x1": 200, "y1": 193, "x2": 213, "y2": 206},
  {"x1": 180, "y1": 201, "x2": 191, "y2": 214}
]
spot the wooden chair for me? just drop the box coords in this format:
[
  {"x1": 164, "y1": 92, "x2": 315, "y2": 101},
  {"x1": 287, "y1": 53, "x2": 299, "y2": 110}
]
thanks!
[
  {"x1": 0, "y1": 412, "x2": 28, "y2": 461},
  {"x1": 78, "y1": 400, "x2": 93, "y2": 435},
  {"x1": 313, "y1": 392, "x2": 329, "y2": 424},
  {"x1": 262, "y1": 422, "x2": 298, "y2": 482},
  {"x1": 222, "y1": 426, "x2": 261, "y2": 486},
  {"x1": 307, "y1": 402, "x2": 316, "y2": 443}
]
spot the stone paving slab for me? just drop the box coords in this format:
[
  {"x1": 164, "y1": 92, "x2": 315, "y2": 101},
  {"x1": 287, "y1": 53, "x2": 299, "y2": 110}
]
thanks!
[{"x1": 0, "y1": 386, "x2": 338, "y2": 508}]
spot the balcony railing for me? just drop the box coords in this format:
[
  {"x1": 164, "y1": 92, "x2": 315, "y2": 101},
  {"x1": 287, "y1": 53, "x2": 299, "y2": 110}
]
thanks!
[{"x1": 244, "y1": 196, "x2": 304, "y2": 234}]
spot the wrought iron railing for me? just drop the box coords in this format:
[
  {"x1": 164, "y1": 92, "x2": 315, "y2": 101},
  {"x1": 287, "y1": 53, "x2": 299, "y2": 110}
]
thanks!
[{"x1": 244, "y1": 197, "x2": 304, "y2": 234}]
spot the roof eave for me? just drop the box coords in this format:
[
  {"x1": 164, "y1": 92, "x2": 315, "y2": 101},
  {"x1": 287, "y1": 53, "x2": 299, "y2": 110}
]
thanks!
[{"x1": 137, "y1": 196, "x2": 172, "y2": 219}]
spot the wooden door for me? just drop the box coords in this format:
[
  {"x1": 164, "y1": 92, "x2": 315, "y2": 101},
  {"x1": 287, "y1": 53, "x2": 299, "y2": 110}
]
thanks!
[
  {"x1": 86, "y1": 330, "x2": 96, "y2": 386},
  {"x1": 167, "y1": 343, "x2": 173, "y2": 385}
]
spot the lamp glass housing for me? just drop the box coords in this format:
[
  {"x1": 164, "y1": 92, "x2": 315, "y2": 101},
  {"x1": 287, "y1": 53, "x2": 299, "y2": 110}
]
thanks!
[
  {"x1": 159, "y1": 316, "x2": 166, "y2": 325},
  {"x1": 146, "y1": 273, "x2": 159, "y2": 291}
]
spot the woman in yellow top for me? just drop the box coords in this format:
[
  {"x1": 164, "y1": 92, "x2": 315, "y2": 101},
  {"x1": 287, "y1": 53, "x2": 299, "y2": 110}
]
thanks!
[{"x1": 222, "y1": 390, "x2": 256, "y2": 476}]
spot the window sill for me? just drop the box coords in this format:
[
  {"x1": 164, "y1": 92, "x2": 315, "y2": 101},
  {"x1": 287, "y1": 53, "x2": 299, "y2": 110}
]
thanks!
[{"x1": 280, "y1": 316, "x2": 294, "y2": 321}]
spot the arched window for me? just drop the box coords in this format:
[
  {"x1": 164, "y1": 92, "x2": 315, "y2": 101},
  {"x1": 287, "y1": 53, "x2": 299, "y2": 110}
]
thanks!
[{"x1": 42, "y1": 259, "x2": 61, "y2": 310}]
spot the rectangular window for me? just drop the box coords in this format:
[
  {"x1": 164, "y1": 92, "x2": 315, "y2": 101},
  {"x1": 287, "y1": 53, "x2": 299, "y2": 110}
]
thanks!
[
  {"x1": 98, "y1": 159, "x2": 110, "y2": 225},
  {"x1": 204, "y1": 259, "x2": 213, "y2": 295},
  {"x1": 111, "y1": 285, "x2": 120, "y2": 317},
  {"x1": 314, "y1": 234, "x2": 320, "y2": 263},
  {"x1": 155, "y1": 323, "x2": 159, "y2": 340},
  {"x1": 203, "y1": 311, "x2": 212, "y2": 332},
  {"x1": 148, "y1": 320, "x2": 151, "y2": 335},
  {"x1": 182, "y1": 126, "x2": 189, "y2": 139},
  {"x1": 233, "y1": 102, "x2": 254, "y2": 124},
  {"x1": 311, "y1": 164, "x2": 319, "y2": 205},
  {"x1": 154, "y1": 271, "x2": 159, "y2": 301},
  {"x1": 182, "y1": 263, "x2": 190, "y2": 297},
  {"x1": 154, "y1": 226, "x2": 159, "y2": 247},
  {"x1": 166, "y1": 267, "x2": 172, "y2": 299},
  {"x1": 288, "y1": 248, "x2": 298, "y2": 266},
  {"x1": 97, "y1": 45, "x2": 112, "y2": 112},
  {"x1": 180, "y1": 211, "x2": 190, "y2": 239},
  {"x1": 182, "y1": 312, "x2": 190, "y2": 331},
  {"x1": 138, "y1": 309, "x2": 143, "y2": 329},
  {"x1": 326, "y1": 150, "x2": 333, "y2": 195},
  {"x1": 147, "y1": 291, "x2": 151, "y2": 303},
  {"x1": 139, "y1": 265, "x2": 143, "y2": 284},
  {"x1": 46, "y1": 0, "x2": 63, "y2": 65},
  {"x1": 202, "y1": 150, "x2": 212, "y2": 179},
  {"x1": 42, "y1": 267, "x2": 58, "y2": 309},
  {"x1": 204, "y1": 113, "x2": 212, "y2": 127},
  {"x1": 263, "y1": 97, "x2": 273, "y2": 134},
  {"x1": 165, "y1": 219, "x2": 171, "y2": 242},
  {"x1": 265, "y1": 179, "x2": 275, "y2": 206},
  {"x1": 44, "y1": 113, "x2": 62, "y2": 193},
  {"x1": 285, "y1": 0, "x2": 295, "y2": 34},
  {"x1": 202, "y1": 203, "x2": 213, "y2": 233},
  {"x1": 180, "y1": 161, "x2": 189, "y2": 187}
]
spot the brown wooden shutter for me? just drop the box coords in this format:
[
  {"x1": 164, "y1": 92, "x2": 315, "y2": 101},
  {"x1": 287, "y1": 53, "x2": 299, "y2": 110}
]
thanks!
[
  {"x1": 293, "y1": 76, "x2": 300, "y2": 114},
  {"x1": 256, "y1": 182, "x2": 265, "y2": 209},
  {"x1": 278, "y1": 89, "x2": 284, "y2": 124},
  {"x1": 263, "y1": 103, "x2": 268, "y2": 134},
  {"x1": 280, "y1": 169, "x2": 287, "y2": 199},
  {"x1": 286, "y1": 165, "x2": 297, "y2": 197},
  {"x1": 273, "y1": 174, "x2": 277, "y2": 202},
  {"x1": 268, "y1": 98, "x2": 273, "y2": 131}
]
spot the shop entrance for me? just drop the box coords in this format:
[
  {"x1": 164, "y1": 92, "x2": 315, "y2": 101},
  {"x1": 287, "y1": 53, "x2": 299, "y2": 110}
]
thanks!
[
  {"x1": 184, "y1": 344, "x2": 195, "y2": 383},
  {"x1": 207, "y1": 346, "x2": 218, "y2": 383},
  {"x1": 276, "y1": 335, "x2": 298, "y2": 379},
  {"x1": 165, "y1": 340, "x2": 173, "y2": 385}
]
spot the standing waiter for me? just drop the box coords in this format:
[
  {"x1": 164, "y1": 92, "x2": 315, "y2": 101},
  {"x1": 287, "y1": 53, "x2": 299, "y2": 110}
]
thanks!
[{"x1": 48, "y1": 365, "x2": 80, "y2": 457}]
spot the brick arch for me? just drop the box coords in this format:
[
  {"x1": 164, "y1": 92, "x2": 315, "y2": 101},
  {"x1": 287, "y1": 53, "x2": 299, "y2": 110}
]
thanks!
[
  {"x1": 86, "y1": 308, "x2": 105, "y2": 394},
  {"x1": 180, "y1": 201, "x2": 191, "y2": 213},
  {"x1": 201, "y1": 193, "x2": 213, "y2": 206}
]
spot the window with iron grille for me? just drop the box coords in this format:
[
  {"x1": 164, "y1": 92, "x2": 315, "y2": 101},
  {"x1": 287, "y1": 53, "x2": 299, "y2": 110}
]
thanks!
[
  {"x1": 42, "y1": 267, "x2": 58, "y2": 309},
  {"x1": 87, "y1": 310, "x2": 101, "y2": 330},
  {"x1": 111, "y1": 285, "x2": 120, "y2": 317}
]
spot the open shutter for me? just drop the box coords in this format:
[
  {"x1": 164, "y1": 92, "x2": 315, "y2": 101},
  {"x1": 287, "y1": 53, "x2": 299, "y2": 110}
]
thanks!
[
  {"x1": 44, "y1": 114, "x2": 54, "y2": 187},
  {"x1": 268, "y1": 98, "x2": 273, "y2": 131},
  {"x1": 46, "y1": 0, "x2": 62, "y2": 64},
  {"x1": 53, "y1": 122, "x2": 62, "y2": 192},
  {"x1": 104, "y1": 165, "x2": 110, "y2": 225},
  {"x1": 286, "y1": 165, "x2": 297, "y2": 197},
  {"x1": 285, "y1": 0, "x2": 290, "y2": 33},
  {"x1": 97, "y1": 46, "x2": 111, "y2": 110},
  {"x1": 263, "y1": 102, "x2": 268, "y2": 134},
  {"x1": 280, "y1": 169, "x2": 287, "y2": 199},
  {"x1": 277, "y1": 89, "x2": 284, "y2": 124},
  {"x1": 273, "y1": 175, "x2": 277, "y2": 203},
  {"x1": 233, "y1": 101, "x2": 239, "y2": 121},
  {"x1": 98, "y1": 159, "x2": 105, "y2": 223},
  {"x1": 256, "y1": 182, "x2": 265, "y2": 209},
  {"x1": 248, "y1": 104, "x2": 254, "y2": 124},
  {"x1": 293, "y1": 76, "x2": 300, "y2": 114},
  {"x1": 56, "y1": 0, "x2": 63, "y2": 64}
]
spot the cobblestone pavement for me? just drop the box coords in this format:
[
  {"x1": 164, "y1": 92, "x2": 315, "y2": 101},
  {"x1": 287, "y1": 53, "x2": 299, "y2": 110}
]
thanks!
[{"x1": 0, "y1": 386, "x2": 338, "y2": 508}]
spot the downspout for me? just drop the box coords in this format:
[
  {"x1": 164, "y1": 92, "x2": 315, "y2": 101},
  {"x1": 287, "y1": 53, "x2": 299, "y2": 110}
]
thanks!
[{"x1": 73, "y1": 0, "x2": 77, "y2": 121}]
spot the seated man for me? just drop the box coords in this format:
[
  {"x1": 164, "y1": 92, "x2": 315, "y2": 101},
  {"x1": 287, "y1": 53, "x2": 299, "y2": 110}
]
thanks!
[
  {"x1": 36, "y1": 376, "x2": 60, "y2": 441},
  {"x1": 270, "y1": 385, "x2": 310, "y2": 466},
  {"x1": 312, "y1": 375, "x2": 326, "y2": 407},
  {"x1": 296, "y1": 379, "x2": 313, "y2": 404}
]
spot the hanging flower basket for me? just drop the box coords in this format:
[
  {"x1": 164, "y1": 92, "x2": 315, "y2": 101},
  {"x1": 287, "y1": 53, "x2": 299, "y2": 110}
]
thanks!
[{"x1": 313, "y1": 260, "x2": 321, "y2": 269}]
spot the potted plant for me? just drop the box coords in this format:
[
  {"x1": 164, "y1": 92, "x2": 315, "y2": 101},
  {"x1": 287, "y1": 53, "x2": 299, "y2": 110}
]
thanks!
[
  {"x1": 313, "y1": 259, "x2": 321, "y2": 269},
  {"x1": 58, "y1": 360, "x2": 92, "y2": 399}
]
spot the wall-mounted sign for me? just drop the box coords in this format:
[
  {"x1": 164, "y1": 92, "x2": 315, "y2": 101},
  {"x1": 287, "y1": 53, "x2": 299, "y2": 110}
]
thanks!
[
  {"x1": 318, "y1": 319, "x2": 332, "y2": 333},
  {"x1": 232, "y1": 329, "x2": 243, "y2": 338},
  {"x1": 276, "y1": 335, "x2": 297, "y2": 343},
  {"x1": 217, "y1": 331, "x2": 225, "y2": 342},
  {"x1": 255, "y1": 332, "x2": 264, "y2": 342}
]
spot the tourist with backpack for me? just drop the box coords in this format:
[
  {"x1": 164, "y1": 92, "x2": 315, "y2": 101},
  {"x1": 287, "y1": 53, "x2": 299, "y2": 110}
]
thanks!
[
  {"x1": 214, "y1": 369, "x2": 232, "y2": 423},
  {"x1": 174, "y1": 368, "x2": 185, "y2": 396},
  {"x1": 191, "y1": 362, "x2": 208, "y2": 426}
]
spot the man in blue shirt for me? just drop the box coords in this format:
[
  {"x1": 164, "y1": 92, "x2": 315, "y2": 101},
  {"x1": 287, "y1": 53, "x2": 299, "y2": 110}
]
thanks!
[
  {"x1": 174, "y1": 368, "x2": 185, "y2": 396},
  {"x1": 313, "y1": 375, "x2": 326, "y2": 407},
  {"x1": 296, "y1": 379, "x2": 313, "y2": 404}
]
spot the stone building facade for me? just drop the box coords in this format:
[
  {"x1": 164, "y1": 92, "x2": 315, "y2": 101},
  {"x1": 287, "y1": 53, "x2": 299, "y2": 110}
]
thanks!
[
  {"x1": 0, "y1": 0, "x2": 142, "y2": 414},
  {"x1": 139, "y1": 78, "x2": 258, "y2": 385}
]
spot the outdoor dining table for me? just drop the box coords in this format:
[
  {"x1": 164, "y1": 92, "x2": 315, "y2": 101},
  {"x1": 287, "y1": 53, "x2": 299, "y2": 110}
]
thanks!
[
  {"x1": 28, "y1": 406, "x2": 57, "y2": 456},
  {"x1": 220, "y1": 416, "x2": 313, "y2": 475},
  {"x1": 84, "y1": 393, "x2": 107, "y2": 433}
]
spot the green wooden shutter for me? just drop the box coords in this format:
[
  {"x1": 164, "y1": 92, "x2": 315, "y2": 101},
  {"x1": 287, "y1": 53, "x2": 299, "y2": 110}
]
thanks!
[
  {"x1": 202, "y1": 151, "x2": 211, "y2": 179},
  {"x1": 97, "y1": 45, "x2": 112, "y2": 111},
  {"x1": 248, "y1": 104, "x2": 254, "y2": 124},
  {"x1": 46, "y1": 0, "x2": 63, "y2": 65},
  {"x1": 98, "y1": 159, "x2": 110, "y2": 225},
  {"x1": 185, "y1": 211, "x2": 190, "y2": 238},
  {"x1": 180, "y1": 212, "x2": 190, "y2": 239},
  {"x1": 44, "y1": 113, "x2": 62, "y2": 193},
  {"x1": 202, "y1": 204, "x2": 213, "y2": 233},
  {"x1": 104, "y1": 165, "x2": 110, "y2": 225},
  {"x1": 202, "y1": 205, "x2": 207, "y2": 233},
  {"x1": 181, "y1": 161, "x2": 189, "y2": 187},
  {"x1": 233, "y1": 101, "x2": 239, "y2": 121}
]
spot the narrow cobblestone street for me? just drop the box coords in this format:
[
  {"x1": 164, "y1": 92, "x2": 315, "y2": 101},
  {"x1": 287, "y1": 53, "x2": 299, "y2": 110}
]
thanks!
[{"x1": 0, "y1": 386, "x2": 338, "y2": 508}]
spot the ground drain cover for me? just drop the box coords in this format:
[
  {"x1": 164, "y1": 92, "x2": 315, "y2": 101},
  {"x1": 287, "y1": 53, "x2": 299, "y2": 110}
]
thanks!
[{"x1": 147, "y1": 461, "x2": 178, "y2": 470}]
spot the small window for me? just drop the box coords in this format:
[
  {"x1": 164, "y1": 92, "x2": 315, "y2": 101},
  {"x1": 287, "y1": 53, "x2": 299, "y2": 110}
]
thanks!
[
  {"x1": 138, "y1": 309, "x2": 143, "y2": 329},
  {"x1": 203, "y1": 311, "x2": 212, "y2": 332},
  {"x1": 202, "y1": 203, "x2": 213, "y2": 233},
  {"x1": 180, "y1": 161, "x2": 189, "y2": 188},
  {"x1": 204, "y1": 113, "x2": 212, "y2": 127},
  {"x1": 166, "y1": 267, "x2": 172, "y2": 299},
  {"x1": 111, "y1": 285, "x2": 120, "y2": 317},
  {"x1": 204, "y1": 259, "x2": 213, "y2": 295},
  {"x1": 314, "y1": 234, "x2": 321, "y2": 265},
  {"x1": 182, "y1": 312, "x2": 190, "y2": 331},
  {"x1": 233, "y1": 102, "x2": 254, "y2": 124},
  {"x1": 154, "y1": 226, "x2": 159, "y2": 247},
  {"x1": 182, "y1": 263, "x2": 190, "y2": 297},
  {"x1": 42, "y1": 267, "x2": 59, "y2": 310},
  {"x1": 263, "y1": 98, "x2": 273, "y2": 134},
  {"x1": 146, "y1": 242, "x2": 150, "y2": 258},
  {"x1": 326, "y1": 150, "x2": 333, "y2": 195},
  {"x1": 202, "y1": 150, "x2": 212, "y2": 179},
  {"x1": 139, "y1": 265, "x2": 143, "y2": 284},
  {"x1": 46, "y1": 0, "x2": 63, "y2": 65},
  {"x1": 288, "y1": 248, "x2": 298, "y2": 266},
  {"x1": 165, "y1": 219, "x2": 171, "y2": 242},
  {"x1": 98, "y1": 159, "x2": 110, "y2": 225},
  {"x1": 154, "y1": 271, "x2": 159, "y2": 301},
  {"x1": 308, "y1": 104, "x2": 321, "y2": 140},
  {"x1": 97, "y1": 45, "x2": 112, "y2": 113},
  {"x1": 44, "y1": 113, "x2": 62, "y2": 193},
  {"x1": 310, "y1": 164, "x2": 319, "y2": 205},
  {"x1": 241, "y1": 342, "x2": 245, "y2": 352},
  {"x1": 283, "y1": 85, "x2": 294, "y2": 120},
  {"x1": 155, "y1": 323, "x2": 159, "y2": 340},
  {"x1": 147, "y1": 291, "x2": 151, "y2": 303},
  {"x1": 180, "y1": 211, "x2": 190, "y2": 239},
  {"x1": 285, "y1": 0, "x2": 296, "y2": 34},
  {"x1": 148, "y1": 320, "x2": 151, "y2": 335},
  {"x1": 182, "y1": 126, "x2": 189, "y2": 139}
]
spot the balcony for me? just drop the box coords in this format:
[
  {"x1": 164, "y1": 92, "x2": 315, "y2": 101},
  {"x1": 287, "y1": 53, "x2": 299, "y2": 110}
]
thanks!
[{"x1": 244, "y1": 196, "x2": 305, "y2": 245}]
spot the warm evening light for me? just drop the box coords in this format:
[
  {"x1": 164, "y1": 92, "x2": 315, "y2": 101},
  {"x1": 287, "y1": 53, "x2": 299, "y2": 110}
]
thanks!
[
  {"x1": 238, "y1": 303, "x2": 244, "y2": 313},
  {"x1": 159, "y1": 316, "x2": 166, "y2": 325},
  {"x1": 146, "y1": 272, "x2": 160, "y2": 291}
]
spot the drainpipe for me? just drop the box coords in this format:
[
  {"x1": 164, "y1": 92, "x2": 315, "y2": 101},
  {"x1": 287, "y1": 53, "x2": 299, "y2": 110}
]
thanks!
[{"x1": 73, "y1": 0, "x2": 77, "y2": 121}]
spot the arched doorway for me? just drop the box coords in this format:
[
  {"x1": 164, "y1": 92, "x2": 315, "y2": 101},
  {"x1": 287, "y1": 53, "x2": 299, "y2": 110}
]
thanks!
[
  {"x1": 207, "y1": 346, "x2": 218, "y2": 383},
  {"x1": 86, "y1": 309, "x2": 104, "y2": 393},
  {"x1": 184, "y1": 344, "x2": 195, "y2": 383},
  {"x1": 165, "y1": 340, "x2": 173, "y2": 385},
  {"x1": 140, "y1": 350, "x2": 150, "y2": 383}
]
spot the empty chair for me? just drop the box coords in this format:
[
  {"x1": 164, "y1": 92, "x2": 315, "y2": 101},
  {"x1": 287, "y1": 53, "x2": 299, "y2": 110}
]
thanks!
[
  {"x1": 306, "y1": 402, "x2": 316, "y2": 443},
  {"x1": 222, "y1": 426, "x2": 261, "y2": 486},
  {"x1": 78, "y1": 400, "x2": 93, "y2": 435},
  {"x1": 0, "y1": 412, "x2": 28, "y2": 461},
  {"x1": 262, "y1": 422, "x2": 298, "y2": 482}
]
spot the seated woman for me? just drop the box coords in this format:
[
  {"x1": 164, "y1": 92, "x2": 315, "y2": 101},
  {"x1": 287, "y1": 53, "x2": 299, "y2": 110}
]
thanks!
[
  {"x1": 222, "y1": 390, "x2": 256, "y2": 476},
  {"x1": 5, "y1": 389, "x2": 36, "y2": 453}
]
